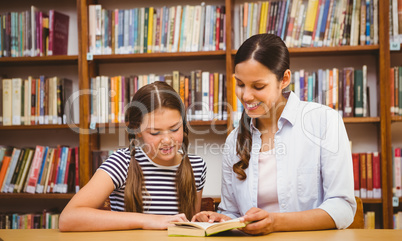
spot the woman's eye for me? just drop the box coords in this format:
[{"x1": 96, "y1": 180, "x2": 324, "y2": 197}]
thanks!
[
  {"x1": 255, "y1": 86, "x2": 265, "y2": 90},
  {"x1": 150, "y1": 132, "x2": 160, "y2": 136},
  {"x1": 237, "y1": 82, "x2": 244, "y2": 87},
  {"x1": 171, "y1": 127, "x2": 180, "y2": 132}
]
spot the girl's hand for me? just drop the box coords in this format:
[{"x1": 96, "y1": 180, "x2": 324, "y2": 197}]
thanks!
[
  {"x1": 191, "y1": 211, "x2": 231, "y2": 223},
  {"x1": 240, "y1": 207, "x2": 276, "y2": 235},
  {"x1": 141, "y1": 213, "x2": 188, "y2": 230}
]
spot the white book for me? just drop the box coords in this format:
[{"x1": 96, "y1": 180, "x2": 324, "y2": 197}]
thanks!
[
  {"x1": 24, "y1": 78, "x2": 31, "y2": 125},
  {"x1": 218, "y1": 74, "x2": 223, "y2": 120},
  {"x1": 394, "y1": 148, "x2": 402, "y2": 197},
  {"x1": 2, "y1": 79, "x2": 12, "y2": 126},
  {"x1": 100, "y1": 76, "x2": 107, "y2": 124},
  {"x1": 173, "y1": 5, "x2": 182, "y2": 52},
  {"x1": 185, "y1": 6, "x2": 194, "y2": 52},
  {"x1": 201, "y1": 72, "x2": 210, "y2": 121},
  {"x1": 393, "y1": 0, "x2": 399, "y2": 37},
  {"x1": 233, "y1": 4, "x2": 240, "y2": 50},
  {"x1": 123, "y1": 9, "x2": 130, "y2": 54},
  {"x1": 192, "y1": 5, "x2": 201, "y2": 52},
  {"x1": 332, "y1": 68, "x2": 338, "y2": 110},
  {"x1": 198, "y1": 3, "x2": 206, "y2": 51},
  {"x1": 373, "y1": 0, "x2": 378, "y2": 45},
  {"x1": 88, "y1": 5, "x2": 97, "y2": 54},
  {"x1": 95, "y1": 5, "x2": 102, "y2": 55},
  {"x1": 12, "y1": 78, "x2": 22, "y2": 125},
  {"x1": 95, "y1": 76, "x2": 101, "y2": 123},
  {"x1": 204, "y1": 5, "x2": 211, "y2": 51},
  {"x1": 362, "y1": 65, "x2": 368, "y2": 117}
]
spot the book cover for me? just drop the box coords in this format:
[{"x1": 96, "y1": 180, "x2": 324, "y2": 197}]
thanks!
[
  {"x1": 25, "y1": 145, "x2": 44, "y2": 194},
  {"x1": 0, "y1": 156, "x2": 12, "y2": 190},
  {"x1": 14, "y1": 148, "x2": 34, "y2": 193},
  {"x1": 48, "y1": 10, "x2": 69, "y2": 55},
  {"x1": 372, "y1": 152, "x2": 381, "y2": 198},
  {"x1": 360, "y1": 152, "x2": 367, "y2": 198},
  {"x1": 352, "y1": 153, "x2": 360, "y2": 197},
  {"x1": 354, "y1": 69, "x2": 363, "y2": 117},
  {"x1": 168, "y1": 218, "x2": 247, "y2": 237},
  {"x1": 366, "y1": 152, "x2": 373, "y2": 198}
]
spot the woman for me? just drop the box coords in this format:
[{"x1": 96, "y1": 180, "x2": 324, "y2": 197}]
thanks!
[{"x1": 192, "y1": 34, "x2": 356, "y2": 235}]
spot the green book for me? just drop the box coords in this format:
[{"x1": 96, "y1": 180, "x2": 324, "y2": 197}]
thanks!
[{"x1": 354, "y1": 69, "x2": 363, "y2": 117}]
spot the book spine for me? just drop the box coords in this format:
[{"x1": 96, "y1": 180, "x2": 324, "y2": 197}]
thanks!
[{"x1": 352, "y1": 153, "x2": 360, "y2": 197}]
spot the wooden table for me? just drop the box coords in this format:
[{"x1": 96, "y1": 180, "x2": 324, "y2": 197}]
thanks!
[{"x1": 1, "y1": 229, "x2": 402, "y2": 241}]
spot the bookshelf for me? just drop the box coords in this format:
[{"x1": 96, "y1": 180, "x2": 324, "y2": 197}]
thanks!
[{"x1": 0, "y1": 0, "x2": 398, "y2": 230}]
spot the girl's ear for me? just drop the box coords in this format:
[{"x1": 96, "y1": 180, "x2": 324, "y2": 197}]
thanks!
[{"x1": 280, "y1": 69, "x2": 291, "y2": 90}]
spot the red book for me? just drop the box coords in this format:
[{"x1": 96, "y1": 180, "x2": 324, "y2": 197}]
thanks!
[
  {"x1": 372, "y1": 152, "x2": 381, "y2": 198},
  {"x1": 48, "y1": 10, "x2": 70, "y2": 55},
  {"x1": 25, "y1": 146, "x2": 45, "y2": 194},
  {"x1": 74, "y1": 146, "x2": 79, "y2": 193},
  {"x1": 352, "y1": 153, "x2": 360, "y2": 197},
  {"x1": 366, "y1": 152, "x2": 373, "y2": 198},
  {"x1": 215, "y1": 6, "x2": 220, "y2": 50},
  {"x1": 359, "y1": 153, "x2": 367, "y2": 198},
  {"x1": 49, "y1": 146, "x2": 62, "y2": 193},
  {"x1": 0, "y1": 156, "x2": 12, "y2": 189}
]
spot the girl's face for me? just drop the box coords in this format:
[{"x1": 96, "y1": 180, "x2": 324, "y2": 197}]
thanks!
[
  {"x1": 137, "y1": 108, "x2": 184, "y2": 166},
  {"x1": 235, "y1": 59, "x2": 289, "y2": 119}
]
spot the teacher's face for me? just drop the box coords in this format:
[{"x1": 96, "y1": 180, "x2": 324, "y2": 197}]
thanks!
[{"x1": 234, "y1": 59, "x2": 286, "y2": 118}]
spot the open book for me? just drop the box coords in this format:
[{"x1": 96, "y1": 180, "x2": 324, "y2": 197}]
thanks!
[{"x1": 168, "y1": 218, "x2": 247, "y2": 237}]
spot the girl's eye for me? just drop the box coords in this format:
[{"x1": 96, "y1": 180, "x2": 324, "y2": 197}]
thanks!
[
  {"x1": 171, "y1": 127, "x2": 180, "y2": 132},
  {"x1": 150, "y1": 132, "x2": 160, "y2": 136}
]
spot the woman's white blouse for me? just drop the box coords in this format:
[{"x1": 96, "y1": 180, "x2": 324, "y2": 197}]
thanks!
[{"x1": 218, "y1": 91, "x2": 356, "y2": 229}]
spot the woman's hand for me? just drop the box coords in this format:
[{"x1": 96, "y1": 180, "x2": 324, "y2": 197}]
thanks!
[
  {"x1": 191, "y1": 211, "x2": 231, "y2": 223},
  {"x1": 240, "y1": 207, "x2": 276, "y2": 235},
  {"x1": 141, "y1": 213, "x2": 188, "y2": 230}
]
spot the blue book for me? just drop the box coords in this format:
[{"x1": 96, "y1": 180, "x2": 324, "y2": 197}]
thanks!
[
  {"x1": 314, "y1": 2, "x2": 325, "y2": 46},
  {"x1": 318, "y1": 0, "x2": 331, "y2": 46},
  {"x1": 317, "y1": 69, "x2": 323, "y2": 104},
  {"x1": 300, "y1": 73, "x2": 305, "y2": 101},
  {"x1": 281, "y1": 0, "x2": 290, "y2": 39},
  {"x1": 308, "y1": 75, "x2": 313, "y2": 102},
  {"x1": 133, "y1": 8, "x2": 138, "y2": 53},
  {"x1": 365, "y1": 0, "x2": 371, "y2": 45},
  {"x1": 118, "y1": 9, "x2": 124, "y2": 53},
  {"x1": 35, "y1": 146, "x2": 49, "y2": 192},
  {"x1": 129, "y1": 9, "x2": 134, "y2": 53},
  {"x1": 210, "y1": 6, "x2": 216, "y2": 51}
]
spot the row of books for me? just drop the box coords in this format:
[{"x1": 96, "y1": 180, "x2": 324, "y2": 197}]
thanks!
[
  {"x1": 364, "y1": 211, "x2": 375, "y2": 229},
  {"x1": 233, "y1": 0, "x2": 379, "y2": 49},
  {"x1": 0, "y1": 76, "x2": 73, "y2": 126},
  {"x1": 352, "y1": 152, "x2": 382, "y2": 199},
  {"x1": 390, "y1": 66, "x2": 402, "y2": 116},
  {"x1": 289, "y1": 66, "x2": 370, "y2": 118},
  {"x1": 90, "y1": 71, "x2": 227, "y2": 124},
  {"x1": 88, "y1": 4, "x2": 226, "y2": 55},
  {"x1": 0, "y1": 211, "x2": 59, "y2": 229},
  {"x1": 0, "y1": 146, "x2": 79, "y2": 194},
  {"x1": 0, "y1": 6, "x2": 69, "y2": 58},
  {"x1": 389, "y1": 0, "x2": 402, "y2": 43},
  {"x1": 393, "y1": 147, "x2": 402, "y2": 197},
  {"x1": 394, "y1": 212, "x2": 402, "y2": 229}
]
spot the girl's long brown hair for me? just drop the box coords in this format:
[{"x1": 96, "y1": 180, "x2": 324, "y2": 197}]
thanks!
[
  {"x1": 124, "y1": 81, "x2": 196, "y2": 218},
  {"x1": 233, "y1": 34, "x2": 290, "y2": 180}
]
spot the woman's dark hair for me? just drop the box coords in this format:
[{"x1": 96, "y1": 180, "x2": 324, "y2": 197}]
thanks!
[
  {"x1": 233, "y1": 34, "x2": 290, "y2": 180},
  {"x1": 124, "y1": 81, "x2": 196, "y2": 218}
]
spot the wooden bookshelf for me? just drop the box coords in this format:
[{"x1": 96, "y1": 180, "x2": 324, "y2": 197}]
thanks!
[
  {"x1": 0, "y1": 55, "x2": 78, "y2": 66},
  {"x1": 343, "y1": 117, "x2": 381, "y2": 124},
  {"x1": 92, "y1": 51, "x2": 226, "y2": 63},
  {"x1": 0, "y1": 193, "x2": 75, "y2": 200},
  {"x1": 0, "y1": 0, "x2": 397, "y2": 230},
  {"x1": 0, "y1": 124, "x2": 76, "y2": 130},
  {"x1": 362, "y1": 199, "x2": 383, "y2": 204}
]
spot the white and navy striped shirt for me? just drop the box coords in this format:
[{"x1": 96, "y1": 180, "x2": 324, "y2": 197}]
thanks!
[{"x1": 99, "y1": 147, "x2": 207, "y2": 214}]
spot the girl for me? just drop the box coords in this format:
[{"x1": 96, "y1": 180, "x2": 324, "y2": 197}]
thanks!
[
  {"x1": 59, "y1": 81, "x2": 206, "y2": 231},
  {"x1": 192, "y1": 34, "x2": 356, "y2": 235}
]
